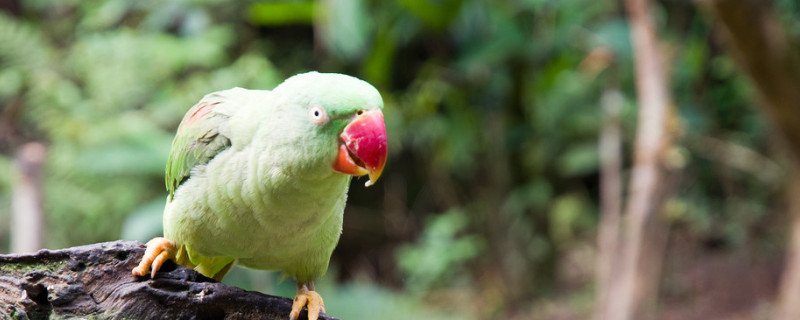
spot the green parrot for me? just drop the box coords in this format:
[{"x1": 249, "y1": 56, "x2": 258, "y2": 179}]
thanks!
[{"x1": 132, "y1": 72, "x2": 387, "y2": 320}]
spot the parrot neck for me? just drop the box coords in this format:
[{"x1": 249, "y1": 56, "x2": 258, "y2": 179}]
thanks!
[{"x1": 243, "y1": 143, "x2": 351, "y2": 220}]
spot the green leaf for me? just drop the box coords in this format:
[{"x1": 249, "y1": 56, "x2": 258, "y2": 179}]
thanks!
[
  {"x1": 315, "y1": 0, "x2": 372, "y2": 61},
  {"x1": 557, "y1": 143, "x2": 599, "y2": 177},
  {"x1": 247, "y1": 1, "x2": 315, "y2": 26},
  {"x1": 549, "y1": 194, "x2": 593, "y2": 245}
]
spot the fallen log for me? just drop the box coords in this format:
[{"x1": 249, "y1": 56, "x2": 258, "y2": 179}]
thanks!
[{"x1": 0, "y1": 240, "x2": 338, "y2": 320}]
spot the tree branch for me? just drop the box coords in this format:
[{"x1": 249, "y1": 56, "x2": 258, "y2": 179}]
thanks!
[{"x1": 0, "y1": 240, "x2": 339, "y2": 320}]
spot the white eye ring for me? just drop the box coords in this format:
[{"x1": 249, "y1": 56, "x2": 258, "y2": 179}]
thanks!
[{"x1": 309, "y1": 105, "x2": 328, "y2": 125}]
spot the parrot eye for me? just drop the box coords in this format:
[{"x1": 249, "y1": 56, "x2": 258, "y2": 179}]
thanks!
[{"x1": 309, "y1": 105, "x2": 328, "y2": 125}]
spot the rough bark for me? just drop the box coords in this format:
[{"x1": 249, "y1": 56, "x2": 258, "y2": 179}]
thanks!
[{"x1": 0, "y1": 240, "x2": 338, "y2": 320}]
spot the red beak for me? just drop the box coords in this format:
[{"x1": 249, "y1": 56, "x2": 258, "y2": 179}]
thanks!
[{"x1": 333, "y1": 109, "x2": 387, "y2": 187}]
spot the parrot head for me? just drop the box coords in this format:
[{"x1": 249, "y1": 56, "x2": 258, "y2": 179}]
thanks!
[{"x1": 270, "y1": 72, "x2": 387, "y2": 186}]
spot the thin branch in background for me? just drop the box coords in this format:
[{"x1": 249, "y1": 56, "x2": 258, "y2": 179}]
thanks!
[
  {"x1": 595, "y1": 0, "x2": 677, "y2": 318},
  {"x1": 594, "y1": 89, "x2": 624, "y2": 319},
  {"x1": 689, "y1": 135, "x2": 783, "y2": 186},
  {"x1": 11, "y1": 142, "x2": 46, "y2": 253}
]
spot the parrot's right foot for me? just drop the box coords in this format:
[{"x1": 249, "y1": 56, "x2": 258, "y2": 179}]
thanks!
[
  {"x1": 289, "y1": 282, "x2": 325, "y2": 320},
  {"x1": 132, "y1": 237, "x2": 177, "y2": 278}
]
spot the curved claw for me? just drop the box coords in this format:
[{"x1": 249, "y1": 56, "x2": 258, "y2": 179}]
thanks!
[
  {"x1": 289, "y1": 283, "x2": 325, "y2": 320},
  {"x1": 132, "y1": 237, "x2": 177, "y2": 278}
]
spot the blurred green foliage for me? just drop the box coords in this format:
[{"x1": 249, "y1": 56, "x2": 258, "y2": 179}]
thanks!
[
  {"x1": 0, "y1": 0, "x2": 796, "y2": 318},
  {"x1": 397, "y1": 209, "x2": 484, "y2": 294},
  {"x1": 0, "y1": 1, "x2": 281, "y2": 247}
]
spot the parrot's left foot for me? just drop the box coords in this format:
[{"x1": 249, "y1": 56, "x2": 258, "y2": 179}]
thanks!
[
  {"x1": 289, "y1": 282, "x2": 326, "y2": 320},
  {"x1": 132, "y1": 237, "x2": 177, "y2": 278}
]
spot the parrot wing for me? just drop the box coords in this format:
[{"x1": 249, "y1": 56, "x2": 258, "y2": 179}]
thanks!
[{"x1": 166, "y1": 88, "x2": 246, "y2": 200}]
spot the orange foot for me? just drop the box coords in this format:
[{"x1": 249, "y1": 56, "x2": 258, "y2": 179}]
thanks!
[
  {"x1": 132, "y1": 237, "x2": 177, "y2": 278},
  {"x1": 289, "y1": 282, "x2": 325, "y2": 320}
]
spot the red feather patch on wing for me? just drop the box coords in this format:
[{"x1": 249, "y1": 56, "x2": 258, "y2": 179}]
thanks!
[{"x1": 182, "y1": 102, "x2": 216, "y2": 129}]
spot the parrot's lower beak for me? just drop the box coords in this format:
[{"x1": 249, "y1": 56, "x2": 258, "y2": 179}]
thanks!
[{"x1": 333, "y1": 109, "x2": 387, "y2": 187}]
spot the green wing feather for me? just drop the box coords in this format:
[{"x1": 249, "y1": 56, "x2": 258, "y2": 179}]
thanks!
[{"x1": 166, "y1": 89, "x2": 242, "y2": 200}]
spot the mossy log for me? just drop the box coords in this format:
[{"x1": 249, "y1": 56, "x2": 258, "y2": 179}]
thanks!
[{"x1": 0, "y1": 240, "x2": 338, "y2": 320}]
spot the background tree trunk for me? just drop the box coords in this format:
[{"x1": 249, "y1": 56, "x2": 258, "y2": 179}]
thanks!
[
  {"x1": 0, "y1": 240, "x2": 338, "y2": 320},
  {"x1": 698, "y1": 0, "x2": 800, "y2": 319},
  {"x1": 594, "y1": 0, "x2": 677, "y2": 318},
  {"x1": 11, "y1": 142, "x2": 46, "y2": 254},
  {"x1": 594, "y1": 89, "x2": 624, "y2": 319},
  {"x1": 777, "y1": 171, "x2": 800, "y2": 320}
]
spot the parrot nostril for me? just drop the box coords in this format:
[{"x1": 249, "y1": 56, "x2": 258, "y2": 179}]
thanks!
[{"x1": 356, "y1": 110, "x2": 364, "y2": 116}]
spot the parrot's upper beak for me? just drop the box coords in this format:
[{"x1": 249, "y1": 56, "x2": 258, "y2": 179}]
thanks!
[{"x1": 333, "y1": 109, "x2": 387, "y2": 187}]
